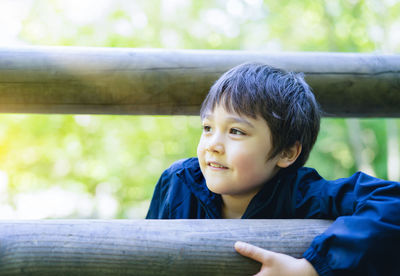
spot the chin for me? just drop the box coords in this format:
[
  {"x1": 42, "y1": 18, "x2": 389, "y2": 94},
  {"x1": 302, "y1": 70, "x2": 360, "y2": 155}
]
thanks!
[{"x1": 205, "y1": 181, "x2": 226, "y2": 194}]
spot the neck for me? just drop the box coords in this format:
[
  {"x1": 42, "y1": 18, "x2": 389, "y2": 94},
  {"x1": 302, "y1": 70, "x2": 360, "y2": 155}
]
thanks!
[{"x1": 221, "y1": 191, "x2": 258, "y2": 219}]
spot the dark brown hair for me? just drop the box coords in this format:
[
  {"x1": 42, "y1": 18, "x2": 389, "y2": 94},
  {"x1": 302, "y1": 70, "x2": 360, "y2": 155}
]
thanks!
[{"x1": 200, "y1": 63, "x2": 321, "y2": 168}]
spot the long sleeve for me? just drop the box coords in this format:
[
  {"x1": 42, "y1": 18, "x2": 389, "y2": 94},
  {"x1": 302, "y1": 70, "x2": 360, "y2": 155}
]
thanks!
[{"x1": 296, "y1": 169, "x2": 400, "y2": 275}]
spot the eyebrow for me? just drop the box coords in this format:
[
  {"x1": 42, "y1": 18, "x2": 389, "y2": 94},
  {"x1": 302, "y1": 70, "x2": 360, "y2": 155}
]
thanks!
[{"x1": 203, "y1": 114, "x2": 255, "y2": 128}]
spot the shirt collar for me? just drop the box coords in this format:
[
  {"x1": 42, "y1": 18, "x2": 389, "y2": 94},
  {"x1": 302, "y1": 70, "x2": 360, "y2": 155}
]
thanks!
[{"x1": 178, "y1": 158, "x2": 222, "y2": 218}]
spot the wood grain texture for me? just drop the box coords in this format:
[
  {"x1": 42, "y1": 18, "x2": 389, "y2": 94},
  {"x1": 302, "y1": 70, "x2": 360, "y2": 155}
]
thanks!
[
  {"x1": 0, "y1": 219, "x2": 332, "y2": 275},
  {"x1": 0, "y1": 46, "x2": 399, "y2": 116}
]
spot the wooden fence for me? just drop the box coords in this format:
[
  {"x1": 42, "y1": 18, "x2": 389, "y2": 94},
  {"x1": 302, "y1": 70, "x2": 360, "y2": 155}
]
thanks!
[
  {"x1": 0, "y1": 219, "x2": 331, "y2": 275},
  {"x1": 0, "y1": 46, "x2": 399, "y2": 116}
]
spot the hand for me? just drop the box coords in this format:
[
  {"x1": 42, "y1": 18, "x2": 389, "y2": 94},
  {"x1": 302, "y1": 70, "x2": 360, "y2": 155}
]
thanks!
[{"x1": 234, "y1": 241, "x2": 318, "y2": 276}]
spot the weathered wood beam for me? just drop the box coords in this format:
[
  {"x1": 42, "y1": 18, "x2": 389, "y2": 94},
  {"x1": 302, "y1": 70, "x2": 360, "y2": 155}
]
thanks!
[
  {"x1": 0, "y1": 46, "x2": 399, "y2": 117},
  {"x1": 0, "y1": 219, "x2": 331, "y2": 275}
]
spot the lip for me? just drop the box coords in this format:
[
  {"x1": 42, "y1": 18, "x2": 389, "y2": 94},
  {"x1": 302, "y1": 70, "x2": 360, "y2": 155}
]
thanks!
[{"x1": 207, "y1": 161, "x2": 229, "y2": 170}]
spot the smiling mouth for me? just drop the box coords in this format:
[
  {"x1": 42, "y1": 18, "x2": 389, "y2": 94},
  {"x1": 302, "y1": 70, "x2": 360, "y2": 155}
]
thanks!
[{"x1": 207, "y1": 162, "x2": 228, "y2": 169}]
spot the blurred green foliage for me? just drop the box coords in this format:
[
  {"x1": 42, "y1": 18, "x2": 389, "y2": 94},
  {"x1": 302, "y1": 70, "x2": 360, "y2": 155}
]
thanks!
[{"x1": 0, "y1": 0, "x2": 399, "y2": 218}]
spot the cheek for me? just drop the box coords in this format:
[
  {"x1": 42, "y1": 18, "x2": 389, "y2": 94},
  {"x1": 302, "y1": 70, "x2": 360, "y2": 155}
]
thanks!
[
  {"x1": 230, "y1": 145, "x2": 257, "y2": 169},
  {"x1": 234, "y1": 156, "x2": 270, "y2": 186},
  {"x1": 230, "y1": 144, "x2": 270, "y2": 179},
  {"x1": 233, "y1": 153, "x2": 260, "y2": 173},
  {"x1": 197, "y1": 137, "x2": 205, "y2": 160}
]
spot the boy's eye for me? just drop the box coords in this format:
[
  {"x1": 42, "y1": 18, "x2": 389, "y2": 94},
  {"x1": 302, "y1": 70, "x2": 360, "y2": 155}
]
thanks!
[
  {"x1": 230, "y1": 128, "x2": 245, "y2": 135},
  {"x1": 203, "y1": 125, "x2": 212, "y2": 132}
]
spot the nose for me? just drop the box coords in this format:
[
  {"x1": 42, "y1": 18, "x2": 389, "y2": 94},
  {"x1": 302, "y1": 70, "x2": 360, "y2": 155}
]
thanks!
[{"x1": 206, "y1": 133, "x2": 225, "y2": 154}]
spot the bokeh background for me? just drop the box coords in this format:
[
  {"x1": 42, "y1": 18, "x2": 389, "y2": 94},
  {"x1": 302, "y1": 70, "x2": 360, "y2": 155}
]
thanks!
[{"x1": 0, "y1": 0, "x2": 399, "y2": 219}]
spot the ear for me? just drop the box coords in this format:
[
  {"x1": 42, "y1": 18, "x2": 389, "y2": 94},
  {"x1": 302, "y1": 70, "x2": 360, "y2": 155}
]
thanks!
[{"x1": 277, "y1": 142, "x2": 302, "y2": 168}]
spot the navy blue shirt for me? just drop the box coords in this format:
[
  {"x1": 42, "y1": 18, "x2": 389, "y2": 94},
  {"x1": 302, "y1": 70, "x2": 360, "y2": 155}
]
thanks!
[{"x1": 146, "y1": 157, "x2": 400, "y2": 276}]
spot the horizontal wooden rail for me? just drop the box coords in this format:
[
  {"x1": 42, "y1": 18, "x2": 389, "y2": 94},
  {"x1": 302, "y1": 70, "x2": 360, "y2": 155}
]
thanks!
[
  {"x1": 0, "y1": 219, "x2": 331, "y2": 275},
  {"x1": 0, "y1": 46, "x2": 399, "y2": 117}
]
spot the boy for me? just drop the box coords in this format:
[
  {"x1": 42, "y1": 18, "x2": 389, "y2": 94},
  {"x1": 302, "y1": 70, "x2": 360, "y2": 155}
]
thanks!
[{"x1": 146, "y1": 63, "x2": 400, "y2": 275}]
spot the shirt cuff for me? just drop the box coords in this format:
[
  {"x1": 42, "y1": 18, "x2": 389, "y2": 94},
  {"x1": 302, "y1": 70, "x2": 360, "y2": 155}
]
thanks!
[{"x1": 303, "y1": 247, "x2": 334, "y2": 276}]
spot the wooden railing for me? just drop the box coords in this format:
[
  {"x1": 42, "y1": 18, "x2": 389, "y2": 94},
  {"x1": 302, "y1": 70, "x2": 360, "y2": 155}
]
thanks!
[
  {"x1": 0, "y1": 46, "x2": 399, "y2": 116},
  {"x1": 0, "y1": 219, "x2": 331, "y2": 275}
]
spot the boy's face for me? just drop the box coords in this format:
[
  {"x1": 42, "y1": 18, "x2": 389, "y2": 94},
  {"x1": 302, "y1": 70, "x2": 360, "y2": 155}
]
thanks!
[{"x1": 197, "y1": 104, "x2": 283, "y2": 198}]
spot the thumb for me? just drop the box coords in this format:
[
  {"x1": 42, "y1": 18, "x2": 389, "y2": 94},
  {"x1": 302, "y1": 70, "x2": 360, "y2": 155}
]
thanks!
[{"x1": 234, "y1": 241, "x2": 271, "y2": 263}]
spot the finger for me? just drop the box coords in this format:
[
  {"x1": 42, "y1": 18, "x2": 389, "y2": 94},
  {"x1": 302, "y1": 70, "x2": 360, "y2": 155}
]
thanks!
[
  {"x1": 253, "y1": 271, "x2": 267, "y2": 276},
  {"x1": 234, "y1": 241, "x2": 272, "y2": 263}
]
